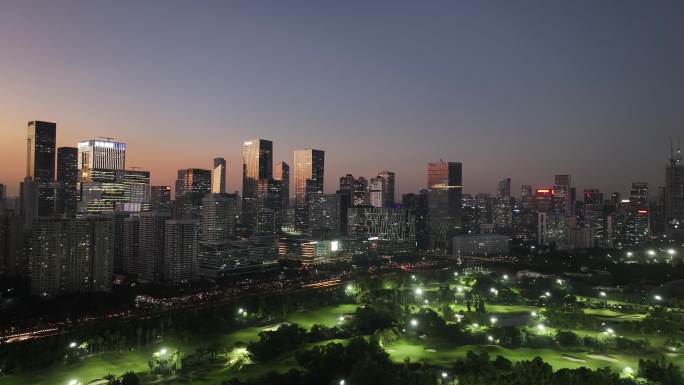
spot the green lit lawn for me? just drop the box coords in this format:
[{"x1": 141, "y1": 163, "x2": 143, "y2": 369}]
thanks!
[
  {"x1": 0, "y1": 305, "x2": 359, "y2": 385},
  {"x1": 284, "y1": 304, "x2": 358, "y2": 329}
]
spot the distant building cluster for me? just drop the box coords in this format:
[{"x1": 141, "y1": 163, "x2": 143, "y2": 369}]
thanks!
[{"x1": 1, "y1": 120, "x2": 683, "y2": 296}]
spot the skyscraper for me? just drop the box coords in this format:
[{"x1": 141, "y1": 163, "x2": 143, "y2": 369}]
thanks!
[
  {"x1": 212, "y1": 157, "x2": 227, "y2": 194},
  {"x1": 274, "y1": 161, "x2": 290, "y2": 209},
  {"x1": 369, "y1": 176, "x2": 384, "y2": 208},
  {"x1": 138, "y1": 211, "x2": 170, "y2": 282},
  {"x1": 164, "y1": 219, "x2": 199, "y2": 285},
  {"x1": 77, "y1": 139, "x2": 126, "y2": 171},
  {"x1": 175, "y1": 168, "x2": 211, "y2": 218},
  {"x1": 255, "y1": 179, "x2": 283, "y2": 235},
  {"x1": 426, "y1": 162, "x2": 462, "y2": 250},
  {"x1": 293, "y1": 149, "x2": 325, "y2": 234},
  {"x1": 379, "y1": 171, "x2": 395, "y2": 207},
  {"x1": 665, "y1": 143, "x2": 684, "y2": 236},
  {"x1": 26, "y1": 121, "x2": 58, "y2": 216},
  {"x1": 26, "y1": 121, "x2": 56, "y2": 183},
  {"x1": 241, "y1": 139, "x2": 273, "y2": 232},
  {"x1": 494, "y1": 177, "x2": 513, "y2": 232},
  {"x1": 57, "y1": 147, "x2": 79, "y2": 213},
  {"x1": 150, "y1": 186, "x2": 172, "y2": 212},
  {"x1": 200, "y1": 193, "x2": 238, "y2": 242}
]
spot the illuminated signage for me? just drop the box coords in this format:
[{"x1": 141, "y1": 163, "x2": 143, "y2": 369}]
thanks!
[
  {"x1": 331, "y1": 240, "x2": 339, "y2": 252},
  {"x1": 95, "y1": 141, "x2": 115, "y2": 149},
  {"x1": 638, "y1": 209, "x2": 648, "y2": 215},
  {"x1": 535, "y1": 189, "x2": 553, "y2": 195}
]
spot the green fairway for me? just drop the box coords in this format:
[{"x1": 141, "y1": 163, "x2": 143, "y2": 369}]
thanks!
[{"x1": 284, "y1": 304, "x2": 358, "y2": 329}]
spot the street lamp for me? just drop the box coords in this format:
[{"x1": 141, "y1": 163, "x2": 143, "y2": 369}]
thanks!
[
  {"x1": 410, "y1": 319, "x2": 418, "y2": 327},
  {"x1": 537, "y1": 324, "x2": 545, "y2": 331},
  {"x1": 490, "y1": 317, "x2": 498, "y2": 325},
  {"x1": 668, "y1": 249, "x2": 676, "y2": 256},
  {"x1": 531, "y1": 311, "x2": 538, "y2": 317},
  {"x1": 647, "y1": 250, "x2": 656, "y2": 256},
  {"x1": 599, "y1": 291, "x2": 607, "y2": 298},
  {"x1": 502, "y1": 274, "x2": 509, "y2": 280},
  {"x1": 69, "y1": 342, "x2": 77, "y2": 348},
  {"x1": 68, "y1": 380, "x2": 80, "y2": 385},
  {"x1": 654, "y1": 294, "x2": 663, "y2": 301},
  {"x1": 340, "y1": 380, "x2": 346, "y2": 385}
]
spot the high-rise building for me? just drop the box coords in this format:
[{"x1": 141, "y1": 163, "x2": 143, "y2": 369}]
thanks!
[
  {"x1": 122, "y1": 216, "x2": 140, "y2": 275},
  {"x1": 26, "y1": 121, "x2": 56, "y2": 183},
  {"x1": 19, "y1": 178, "x2": 39, "y2": 229},
  {"x1": 175, "y1": 168, "x2": 211, "y2": 218},
  {"x1": 369, "y1": 176, "x2": 384, "y2": 208},
  {"x1": 28, "y1": 216, "x2": 113, "y2": 297},
  {"x1": 665, "y1": 144, "x2": 684, "y2": 237},
  {"x1": 293, "y1": 149, "x2": 325, "y2": 234},
  {"x1": 274, "y1": 162, "x2": 290, "y2": 209},
  {"x1": 241, "y1": 139, "x2": 273, "y2": 232},
  {"x1": 77, "y1": 139, "x2": 126, "y2": 171},
  {"x1": 150, "y1": 186, "x2": 172, "y2": 212},
  {"x1": 201, "y1": 193, "x2": 238, "y2": 242},
  {"x1": 426, "y1": 162, "x2": 462, "y2": 250},
  {"x1": 583, "y1": 189, "x2": 604, "y2": 247},
  {"x1": 138, "y1": 211, "x2": 170, "y2": 282},
  {"x1": 79, "y1": 169, "x2": 150, "y2": 213},
  {"x1": 26, "y1": 121, "x2": 58, "y2": 217},
  {"x1": 164, "y1": 219, "x2": 199, "y2": 285},
  {"x1": 57, "y1": 147, "x2": 79, "y2": 213},
  {"x1": 554, "y1": 174, "x2": 573, "y2": 214},
  {"x1": 212, "y1": 157, "x2": 227, "y2": 194},
  {"x1": 347, "y1": 207, "x2": 416, "y2": 253},
  {"x1": 494, "y1": 177, "x2": 513, "y2": 232},
  {"x1": 535, "y1": 188, "x2": 568, "y2": 248},
  {"x1": 513, "y1": 185, "x2": 536, "y2": 244},
  {"x1": 308, "y1": 192, "x2": 340, "y2": 238},
  {"x1": 255, "y1": 180, "x2": 283, "y2": 235},
  {"x1": 403, "y1": 191, "x2": 429, "y2": 250},
  {"x1": 378, "y1": 171, "x2": 395, "y2": 207}
]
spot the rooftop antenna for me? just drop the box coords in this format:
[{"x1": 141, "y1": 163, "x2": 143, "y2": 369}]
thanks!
[
  {"x1": 129, "y1": 166, "x2": 140, "y2": 171},
  {"x1": 98, "y1": 136, "x2": 115, "y2": 142}
]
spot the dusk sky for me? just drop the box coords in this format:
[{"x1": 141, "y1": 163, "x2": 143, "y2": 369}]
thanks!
[{"x1": 1, "y1": 0, "x2": 683, "y2": 198}]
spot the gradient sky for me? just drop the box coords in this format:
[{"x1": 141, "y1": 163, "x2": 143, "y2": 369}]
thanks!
[{"x1": 1, "y1": 0, "x2": 683, "y2": 198}]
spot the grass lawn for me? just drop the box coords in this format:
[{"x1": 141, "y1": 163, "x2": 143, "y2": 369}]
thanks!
[
  {"x1": 385, "y1": 338, "x2": 645, "y2": 372},
  {"x1": 284, "y1": 304, "x2": 358, "y2": 329}
]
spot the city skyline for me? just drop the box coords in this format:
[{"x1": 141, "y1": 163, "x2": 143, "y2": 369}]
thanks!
[{"x1": 1, "y1": 1, "x2": 683, "y2": 197}]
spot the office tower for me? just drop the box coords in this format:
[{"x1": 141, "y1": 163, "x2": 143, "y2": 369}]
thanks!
[
  {"x1": 369, "y1": 176, "x2": 384, "y2": 208},
  {"x1": 255, "y1": 180, "x2": 283, "y2": 235},
  {"x1": 198, "y1": 193, "x2": 237, "y2": 279},
  {"x1": 175, "y1": 168, "x2": 211, "y2": 218},
  {"x1": 151, "y1": 186, "x2": 172, "y2": 212},
  {"x1": 57, "y1": 147, "x2": 78, "y2": 213},
  {"x1": 138, "y1": 211, "x2": 170, "y2": 282},
  {"x1": 122, "y1": 216, "x2": 140, "y2": 275},
  {"x1": 403, "y1": 190, "x2": 429, "y2": 250},
  {"x1": 0, "y1": 184, "x2": 5, "y2": 210},
  {"x1": 460, "y1": 193, "x2": 479, "y2": 234},
  {"x1": 347, "y1": 207, "x2": 416, "y2": 253},
  {"x1": 535, "y1": 188, "x2": 567, "y2": 248},
  {"x1": 308, "y1": 192, "x2": 340, "y2": 238},
  {"x1": 77, "y1": 139, "x2": 126, "y2": 171},
  {"x1": 335, "y1": 190, "x2": 351, "y2": 236},
  {"x1": 629, "y1": 182, "x2": 649, "y2": 207},
  {"x1": 26, "y1": 121, "x2": 56, "y2": 183},
  {"x1": 554, "y1": 174, "x2": 572, "y2": 214},
  {"x1": 379, "y1": 171, "x2": 395, "y2": 207},
  {"x1": 513, "y1": 185, "x2": 536, "y2": 244},
  {"x1": 212, "y1": 157, "x2": 227, "y2": 194},
  {"x1": 274, "y1": 162, "x2": 290, "y2": 209},
  {"x1": 164, "y1": 219, "x2": 199, "y2": 285},
  {"x1": 339, "y1": 174, "x2": 368, "y2": 207},
  {"x1": 79, "y1": 169, "x2": 150, "y2": 213},
  {"x1": 583, "y1": 189, "x2": 604, "y2": 247},
  {"x1": 293, "y1": 149, "x2": 325, "y2": 235},
  {"x1": 26, "y1": 121, "x2": 58, "y2": 217},
  {"x1": 494, "y1": 178, "x2": 513, "y2": 232},
  {"x1": 201, "y1": 193, "x2": 238, "y2": 242},
  {"x1": 665, "y1": 144, "x2": 684, "y2": 237},
  {"x1": 241, "y1": 139, "x2": 273, "y2": 232},
  {"x1": 426, "y1": 162, "x2": 462, "y2": 250},
  {"x1": 19, "y1": 178, "x2": 39, "y2": 229}
]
